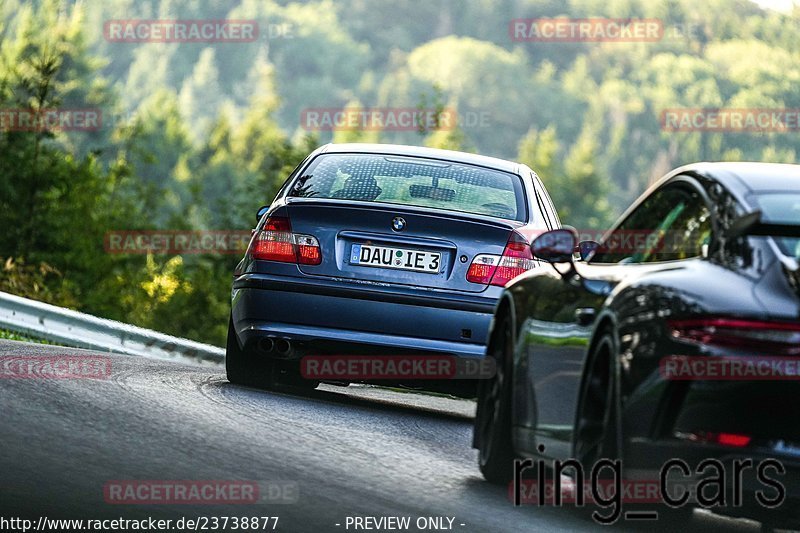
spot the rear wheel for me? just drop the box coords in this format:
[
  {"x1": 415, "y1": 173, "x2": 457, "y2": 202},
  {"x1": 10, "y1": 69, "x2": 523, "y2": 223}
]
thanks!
[
  {"x1": 476, "y1": 313, "x2": 518, "y2": 484},
  {"x1": 574, "y1": 330, "x2": 620, "y2": 469},
  {"x1": 225, "y1": 317, "x2": 275, "y2": 389},
  {"x1": 574, "y1": 330, "x2": 692, "y2": 525},
  {"x1": 567, "y1": 331, "x2": 618, "y2": 521}
]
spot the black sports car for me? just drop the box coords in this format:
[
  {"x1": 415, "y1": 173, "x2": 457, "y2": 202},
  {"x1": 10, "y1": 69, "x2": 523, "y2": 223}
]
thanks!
[{"x1": 474, "y1": 162, "x2": 800, "y2": 527}]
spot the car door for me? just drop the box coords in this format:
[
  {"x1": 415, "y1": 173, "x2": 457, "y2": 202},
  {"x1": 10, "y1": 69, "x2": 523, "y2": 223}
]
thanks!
[{"x1": 517, "y1": 178, "x2": 712, "y2": 460}]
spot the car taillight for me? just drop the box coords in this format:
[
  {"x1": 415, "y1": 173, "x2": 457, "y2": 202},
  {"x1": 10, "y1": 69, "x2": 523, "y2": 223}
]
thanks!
[
  {"x1": 466, "y1": 254, "x2": 500, "y2": 284},
  {"x1": 716, "y1": 432, "x2": 752, "y2": 447},
  {"x1": 295, "y1": 235, "x2": 322, "y2": 265},
  {"x1": 250, "y1": 216, "x2": 322, "y2": 265},
  {"x1": 466, "y1": 231, "x2": 537, "y2": 287},
  {"x1": 252, "y1": 217, "x2": 295, "y2": 262},
  {"x1": 668, "y1": 317, "x2": 800, "y2": 355},
  {"x1": 675, "y1": 430, "x2": 752, "y2": 448}
]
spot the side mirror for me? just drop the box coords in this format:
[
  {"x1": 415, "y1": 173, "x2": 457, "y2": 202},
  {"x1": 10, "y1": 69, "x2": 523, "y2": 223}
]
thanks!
[
  {"x1": 531, "y1": 229, "x2": 577, "y2": 263},
  {"x1": 578, "y1": 240, "x2": 600, "y2": 261},
  {"x1": 256, "y1": 205, "x2": 269, "y2": 224}
]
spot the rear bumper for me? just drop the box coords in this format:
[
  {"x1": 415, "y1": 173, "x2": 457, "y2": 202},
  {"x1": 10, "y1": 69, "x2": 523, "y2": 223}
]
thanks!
[
  {"x1": 622, "y1": 367, "x2": 800, "y2": 523},
  {"x1": 625, "y1": 439, "x2": 800, "y2": 525},
  {"x1": 231, "y1": 273, "x2": 496, "y2": 359}
]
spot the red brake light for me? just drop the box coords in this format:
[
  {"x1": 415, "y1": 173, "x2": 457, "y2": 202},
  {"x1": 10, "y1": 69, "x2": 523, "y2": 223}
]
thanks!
[
  {"x1": 466, "y1": 256, "x2": 499, "y2": 284},
  {"x1": 676, "y1": 430, "x2": 752, "y2": 448},
  {"x1": 250, "y1": 216, "x2": 322, "y2": 265},
  {"x1": 716, "y1": 433, "x2": 752, "y2": 447},
  {"x1": 668, "y1": 318, "x2": 800, "y2": 355},
  {"x1": 490, "y1": 231, "x2": 536, "y2": 287},
  {"x1": 466, "y1": 231, "x2": 538, "y2": 287},
  {"x1": 262, "y1": 217, "x2": 292, "y2": 233},
  {"x1": 296, "y1": 235, "x2": 322, "y2": 265}
]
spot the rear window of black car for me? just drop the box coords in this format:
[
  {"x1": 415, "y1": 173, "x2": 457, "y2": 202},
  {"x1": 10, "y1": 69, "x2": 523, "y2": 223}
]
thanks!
[
  {"x1": 289, "y1": 154, "x2": 526, "y2": 221},
  {"x1": 755, "y1": 192, "x2": 800, "y2": 258}
]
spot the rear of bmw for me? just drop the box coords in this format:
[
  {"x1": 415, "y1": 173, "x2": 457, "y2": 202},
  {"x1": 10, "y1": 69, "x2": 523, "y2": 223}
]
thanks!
[{"x1": 228, "y1": 144, "x2": 552, "y2": 394}]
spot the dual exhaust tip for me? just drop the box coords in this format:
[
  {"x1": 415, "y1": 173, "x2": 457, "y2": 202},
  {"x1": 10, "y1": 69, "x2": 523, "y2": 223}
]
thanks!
[{"x1": 258, "y1": 337, "x2": 292, "y2": 356}]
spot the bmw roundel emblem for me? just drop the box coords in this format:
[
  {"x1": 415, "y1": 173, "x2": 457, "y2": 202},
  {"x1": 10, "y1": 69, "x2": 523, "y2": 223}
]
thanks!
[{"x1": 391, "y1": 217, "x2": 406, "y2": 231}]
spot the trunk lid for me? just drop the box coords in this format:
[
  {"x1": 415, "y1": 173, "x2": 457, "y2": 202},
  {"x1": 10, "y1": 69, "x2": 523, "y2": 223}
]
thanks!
[{"x1": 286, "y1": 200, "x2": 520, "y2": 293}]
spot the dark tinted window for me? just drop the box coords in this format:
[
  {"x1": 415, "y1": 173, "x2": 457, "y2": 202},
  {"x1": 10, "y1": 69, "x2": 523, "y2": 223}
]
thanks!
[
  {"x1": 532, "y1": 175, "x2": 558, "y2": 229},
  {"x1": 590, "y1": 184, "x2": 712, "y2": 264},
  {"x1": 533, "y1": 182, "x2": 553, "y2": 229},
  {"x1": 755, "y1": 192, "x2": 800, "y2": 258},
  {"x1": 290, "y1": 154, "x2": 526, "y2": 221}
]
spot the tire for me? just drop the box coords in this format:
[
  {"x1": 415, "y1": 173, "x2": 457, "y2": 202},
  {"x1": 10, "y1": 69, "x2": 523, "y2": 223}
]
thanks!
[
  {"x1": 476, "y1": 313, "x2": 519, "y2": 484},
  {"x1": 561, "y1": 330, "x2": 619, "y2": 523},
  {"x1": 574, "y1": 329, "x2": 693, "y2": 526},
  {"x1": 574, "y1": 330, "x2": 620, "y2": 470},
  {"x1": 225, "y1": 316, "x2": 275, "y2": 389}
]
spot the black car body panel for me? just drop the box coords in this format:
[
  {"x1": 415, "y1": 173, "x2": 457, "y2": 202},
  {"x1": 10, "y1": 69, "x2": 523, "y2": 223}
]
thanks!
[{"x1": 481, "y1": 162, "x2": 800, "y2": 523}]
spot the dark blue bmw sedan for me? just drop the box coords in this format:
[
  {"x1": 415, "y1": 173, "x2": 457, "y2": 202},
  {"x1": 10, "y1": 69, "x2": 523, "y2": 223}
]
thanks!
[{"x1": 226, "y1": 143, "x2": 559, "y2": 394}]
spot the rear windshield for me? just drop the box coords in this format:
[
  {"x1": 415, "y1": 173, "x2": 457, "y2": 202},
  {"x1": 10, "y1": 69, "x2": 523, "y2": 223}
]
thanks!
[
  {"x1": 755, "y1": 192, "x2": 800, "y2": 258},
  {"x1": 288, "y1": 153, "x2": 526, "y2": 221}
]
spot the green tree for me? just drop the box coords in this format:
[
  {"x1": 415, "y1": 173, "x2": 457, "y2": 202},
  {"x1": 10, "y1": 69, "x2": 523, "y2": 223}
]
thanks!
[
  {"x1": 179, "y1": 47, "x2": 226, "y2": 145},
  {"x1": 332, "y1": 99, "x2": 381, "y2": 144},
  {"x1": 518, "y1": 125, "x2": 613, "y2": 231}
]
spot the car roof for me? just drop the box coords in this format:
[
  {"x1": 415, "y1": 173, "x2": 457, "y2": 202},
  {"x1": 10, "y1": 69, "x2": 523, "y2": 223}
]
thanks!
[
  {"x1": 316, "y1": 143, "x2": 522, "y2": 174},
  {"x1": 610, "y1": 162, "x2": 800, "y2": 231},
  {"x1": 671, "y1": 162, "x2": 800, "y2": 195}
]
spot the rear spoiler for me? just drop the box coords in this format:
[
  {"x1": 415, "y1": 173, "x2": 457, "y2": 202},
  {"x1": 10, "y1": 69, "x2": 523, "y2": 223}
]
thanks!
[{"x1": 726, "y1": 210, "x2": 800, "y2": 239}]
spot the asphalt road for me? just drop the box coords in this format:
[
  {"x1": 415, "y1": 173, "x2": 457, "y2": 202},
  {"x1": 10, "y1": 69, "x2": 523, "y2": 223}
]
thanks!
[{"x1": 0, "y1": 340, "x2": 771, "y2": 532}]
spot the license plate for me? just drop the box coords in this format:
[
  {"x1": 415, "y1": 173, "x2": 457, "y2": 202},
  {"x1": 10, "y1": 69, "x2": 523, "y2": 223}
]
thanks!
[{"x1": 350, "y1": 244, "x2": 441, "y2": 273}]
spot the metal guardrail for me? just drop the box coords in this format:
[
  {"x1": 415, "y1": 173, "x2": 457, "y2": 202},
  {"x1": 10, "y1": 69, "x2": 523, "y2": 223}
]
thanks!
[{"x1": 0, "y1": 291, "x2": 224, "y2": 364}]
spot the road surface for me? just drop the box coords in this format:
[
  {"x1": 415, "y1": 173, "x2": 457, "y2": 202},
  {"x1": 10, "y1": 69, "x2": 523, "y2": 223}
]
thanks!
[{"x1": 0, "y1": 340, "x2": 768, "y2": 532}]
